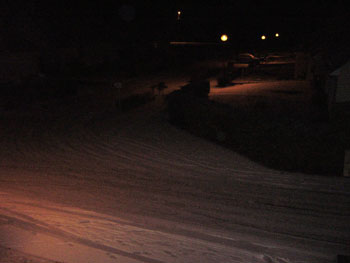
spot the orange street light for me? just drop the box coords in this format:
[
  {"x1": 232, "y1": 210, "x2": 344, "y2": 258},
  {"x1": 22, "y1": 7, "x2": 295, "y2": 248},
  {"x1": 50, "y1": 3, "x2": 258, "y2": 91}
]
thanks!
[
  {"x1": 221, "y1": 34, "x2": 228, "y2": 42},
  {"x1": 261, "y1": 35, "x2": 266, "y2": 40},
  {"x1": 177, "y1": 11, "x2": 181, "y2": 20},
  {"x1": 275, "y1": 33, "x2": 279, "y2": 37}
]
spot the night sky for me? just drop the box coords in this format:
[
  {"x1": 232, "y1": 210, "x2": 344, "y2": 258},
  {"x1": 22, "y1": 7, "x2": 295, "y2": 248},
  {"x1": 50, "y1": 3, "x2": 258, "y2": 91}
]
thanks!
[{"x1": 1, "y1": 0, "x2": 349, "y2": 50}]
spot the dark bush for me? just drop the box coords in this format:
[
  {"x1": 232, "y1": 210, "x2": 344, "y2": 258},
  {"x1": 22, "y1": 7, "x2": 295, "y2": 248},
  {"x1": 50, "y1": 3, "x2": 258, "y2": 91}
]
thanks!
[
  {"x1": 166, "y1": 89, "x2": 232, "y2": 138},
  {"x1": 180, "y1": 79, "x2": 210, "y2": 98},
  {"x1": 120, "y1": 92, "x2": 155, "y2": 111},
  {"x1": 217, "y1": 75, "x2": 231, "y2": 87}
]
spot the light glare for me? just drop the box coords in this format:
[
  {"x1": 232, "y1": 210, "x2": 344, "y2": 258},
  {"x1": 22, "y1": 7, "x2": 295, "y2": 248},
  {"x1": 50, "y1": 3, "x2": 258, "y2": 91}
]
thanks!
[
  {"x1": 177, "y1": 10, "x2": 181, "y2": 20},
  {"x1": 221, "y1": 34, "x2": 228, "y2": 42}
]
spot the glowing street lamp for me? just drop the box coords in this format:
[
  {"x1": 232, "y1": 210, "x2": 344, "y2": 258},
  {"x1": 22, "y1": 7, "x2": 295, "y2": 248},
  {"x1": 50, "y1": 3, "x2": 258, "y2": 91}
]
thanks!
[
  {"x1": 220, "y1": 34, "x2": 228, "y2": 42},
  {"x1": 261, "y1": 35, "x2": 266, "y2": 40},
  {"x1": 177, "y1": 10, "x2": 181, "y2": 20},
  {"x1": 275, "y1": 33, "x2": 279, "y2": 37}
]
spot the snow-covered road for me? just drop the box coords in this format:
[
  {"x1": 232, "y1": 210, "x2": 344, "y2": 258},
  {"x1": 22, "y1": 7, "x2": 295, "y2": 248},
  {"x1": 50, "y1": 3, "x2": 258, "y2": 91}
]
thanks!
[{"x1": 1, "y1": 79, "x2": 350, "y2": 262}]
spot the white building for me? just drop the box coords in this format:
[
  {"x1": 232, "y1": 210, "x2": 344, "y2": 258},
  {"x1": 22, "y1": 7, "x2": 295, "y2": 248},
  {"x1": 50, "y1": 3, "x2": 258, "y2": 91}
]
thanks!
[
  {"x1": 330, "y1": 60, "x2": 350, "y2": 103},
  {"x1": 327, "y1": 60, "x2": 350, "y2": 117}
]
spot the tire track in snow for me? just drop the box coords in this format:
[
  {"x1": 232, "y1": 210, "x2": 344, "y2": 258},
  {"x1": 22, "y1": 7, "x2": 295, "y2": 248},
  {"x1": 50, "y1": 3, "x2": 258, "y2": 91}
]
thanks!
[
  {"x1": 0, "y1": 198, "x2": 333, "y2": 263},
  {"x1": 1, "y1": 95, "x2": 350, "y2": 262},
  {"x1": 1, "y1": 109, "x2": 349, "y2": 219}
]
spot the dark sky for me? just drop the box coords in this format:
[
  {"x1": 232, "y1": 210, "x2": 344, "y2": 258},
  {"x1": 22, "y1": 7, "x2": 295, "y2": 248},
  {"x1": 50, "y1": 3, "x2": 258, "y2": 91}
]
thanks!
[{"x1": 1, "y1": 0, "x2": 349, "y2": 50}]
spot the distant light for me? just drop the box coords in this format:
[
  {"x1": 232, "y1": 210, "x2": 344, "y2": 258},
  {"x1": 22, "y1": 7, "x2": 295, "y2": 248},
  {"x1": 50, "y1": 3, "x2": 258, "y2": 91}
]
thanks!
[
  {"x1": 221, "y1": 34, "x2": 228, "y2": 42},
  {"x1": 275, "y1": 33, "x2": 279, "y2": 37},
  {"x1": 177, "y1": 10, "x2": 181, "y2": 20},
  {"x1": 261, "y1": 35, "x2": 266, "y2": 40}
]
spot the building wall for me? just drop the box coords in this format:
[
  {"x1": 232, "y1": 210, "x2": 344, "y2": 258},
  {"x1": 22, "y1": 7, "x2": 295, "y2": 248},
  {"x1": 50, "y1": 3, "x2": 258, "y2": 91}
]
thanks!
[{"x1": 335, "y1": 66, "x2": 350, "y2": 102}]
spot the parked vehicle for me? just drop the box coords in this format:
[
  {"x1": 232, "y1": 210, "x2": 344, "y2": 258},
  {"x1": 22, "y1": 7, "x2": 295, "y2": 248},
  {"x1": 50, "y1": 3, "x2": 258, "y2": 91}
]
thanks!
[{"x1": 236, "y1": 53, "x2": 260, "y2": 66}]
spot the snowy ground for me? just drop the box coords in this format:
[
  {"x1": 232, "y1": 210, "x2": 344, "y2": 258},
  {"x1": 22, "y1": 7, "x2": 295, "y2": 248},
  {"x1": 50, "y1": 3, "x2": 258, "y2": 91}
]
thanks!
[{"x1": 1, "y1": 68, "x2": 350, "y2": 262}]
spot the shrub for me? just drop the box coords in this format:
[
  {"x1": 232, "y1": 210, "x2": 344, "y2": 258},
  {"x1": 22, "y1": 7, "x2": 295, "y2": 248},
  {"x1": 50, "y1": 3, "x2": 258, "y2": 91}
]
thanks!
[
  {"x1": 180, "y1": 79, "x2": 210, "y2": 98},
  {"x1": 120, "y1": 92, "x2": 155, "y2": 111},
  {"x1": 166, "y1": 89, "x2": 232, "y2": 138}
]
